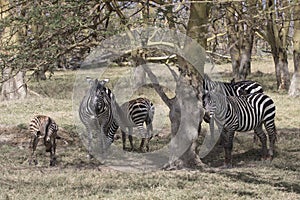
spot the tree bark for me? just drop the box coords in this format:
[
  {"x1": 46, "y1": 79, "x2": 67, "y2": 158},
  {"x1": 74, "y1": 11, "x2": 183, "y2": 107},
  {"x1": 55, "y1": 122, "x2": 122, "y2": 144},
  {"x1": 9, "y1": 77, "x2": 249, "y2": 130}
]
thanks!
[
  {"x1": 166, "y1": 1, "x2": 208, "y2": 169},
  {"x1": 226, "y1": 2, "x2": 254, "y2": 80},
  {"x1": 289, "y1": 1, "x2": 300, "y2": 96},
  {"x1": 0, "y1": 0, "x2": 27, "y2": 101},
  {"x1": 265, "y1": 0, "x2": 291, "y2": 90},
  {"x1": 272, "y1": 50, "x2": 290, "y2": 90},
  {"x1": 1, "y1": 69, "x2": 27, "y2": 101}
]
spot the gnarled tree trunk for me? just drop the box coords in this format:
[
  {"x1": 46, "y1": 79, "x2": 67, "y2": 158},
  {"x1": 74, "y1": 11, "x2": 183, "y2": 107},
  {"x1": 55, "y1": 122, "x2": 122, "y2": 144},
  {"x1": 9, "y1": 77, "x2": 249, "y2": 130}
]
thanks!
[
  {"x1": 226, "y1": 2, "x2": 254, "y2": 80},
  {"x1": 289, "y1": 2, "x2": 300, "y2": 97},
  {"x1": 265, "y1": 0, "x2": 291, "y2": 90},
  {"x1": 0, "y1": 0, "x2": 27, "y2": 101},
  {"x1": 1, "y1": 69, "x2": 27, "y2": 101},
  {"x1": 168, "y1": 1, "x2": 208, "y2": 169}
]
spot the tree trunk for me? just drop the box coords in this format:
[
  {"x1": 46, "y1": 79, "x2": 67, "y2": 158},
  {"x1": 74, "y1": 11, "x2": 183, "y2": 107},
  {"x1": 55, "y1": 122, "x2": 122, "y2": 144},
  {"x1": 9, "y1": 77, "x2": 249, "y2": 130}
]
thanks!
[
  {"x1": 239, "y1": 35, "x2": 253, "y2": 79},
  {"x1": 289, "y1": 2, "x2": 300, "y2": 96},
  {"x1": 265, "y1": 0, "x2": 291, "y2": 91},
  {"x1": 166, "y1": 1, "x2": 208, "y2": 169},
  {"x1": 1, "y1": 69, "x2": 27, "y2": 101},
  {"x1": 168, "y1": 74, "x2": 204, "y2": 168},
  {"x1": 273, "y1": 50, "x2": 290, "y2": 90},
  {"x1": 226, "y1": 3, "x2": 254, "y2": 80},
  {"x1": 0, "y1": 0, "x2": 27, "y2": 100}
]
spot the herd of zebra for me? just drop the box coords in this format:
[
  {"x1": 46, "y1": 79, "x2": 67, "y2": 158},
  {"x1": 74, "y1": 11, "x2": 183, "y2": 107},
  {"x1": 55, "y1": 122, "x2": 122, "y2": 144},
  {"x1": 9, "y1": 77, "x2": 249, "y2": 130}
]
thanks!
[{"x1": 28, "y1": 74, "x2": 276, "y2": 168}]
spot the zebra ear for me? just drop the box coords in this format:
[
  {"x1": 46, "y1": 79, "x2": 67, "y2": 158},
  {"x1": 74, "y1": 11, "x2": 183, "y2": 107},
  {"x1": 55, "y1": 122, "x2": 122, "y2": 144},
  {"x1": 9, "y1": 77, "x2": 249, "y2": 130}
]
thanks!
[
  {"x1": 86, "y1": 76, "x2": 96, "y2": 85},
  {"x1": 212, "y1": 84, "x2": 221, "y2": 93},
  {"x1": 203, "y1": 89, "x2": 209, "y2": 95},
  {"x1": 203, "y1": 73, "x2": 211, "y2": 81},
  {"x1": 230, "y1": 78, "x2": 235, "y2": 84},
  {"x1": 99, "y1": 79, "x2": 109, "y2": 86}
]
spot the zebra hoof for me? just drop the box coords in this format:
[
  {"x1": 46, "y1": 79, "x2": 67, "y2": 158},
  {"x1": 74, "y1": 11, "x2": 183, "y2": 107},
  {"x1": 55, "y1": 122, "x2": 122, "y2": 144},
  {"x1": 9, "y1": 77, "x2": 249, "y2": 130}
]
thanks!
[
  {"x1": 221, "y1": 163, "x2": 232, "y2": 169},
  {"x1": 29, "y1": 159, "x2": 38, "y2": 166},
  {"x1": 50, "y1": 159, "x2": 56, "y2": 167},
  {"x1": 86, "y1": 154, "x2": 94, "y2": 159}
]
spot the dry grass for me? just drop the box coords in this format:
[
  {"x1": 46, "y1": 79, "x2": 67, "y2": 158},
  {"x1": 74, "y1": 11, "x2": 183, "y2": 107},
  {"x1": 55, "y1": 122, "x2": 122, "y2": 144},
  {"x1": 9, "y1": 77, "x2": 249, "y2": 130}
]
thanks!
[{"x1": 0, "y1": 57, "x2": 300, "y2": 199}]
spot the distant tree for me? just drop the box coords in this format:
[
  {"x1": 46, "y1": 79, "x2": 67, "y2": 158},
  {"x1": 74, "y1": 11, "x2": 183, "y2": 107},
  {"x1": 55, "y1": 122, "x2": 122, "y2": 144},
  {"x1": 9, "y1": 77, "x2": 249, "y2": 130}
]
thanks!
[
  {"x1": 225, "y1": 1, "x2": 256, "y2": 80},
  {"x1": 0, "y1": 0, "x2": 27, "y2": 100},
  {"x1": 289, "y1": 0, "x2": 300, "y2": 97},
  {"x1": 256, "y1": 0, "x2": 292, "y2": 90}
]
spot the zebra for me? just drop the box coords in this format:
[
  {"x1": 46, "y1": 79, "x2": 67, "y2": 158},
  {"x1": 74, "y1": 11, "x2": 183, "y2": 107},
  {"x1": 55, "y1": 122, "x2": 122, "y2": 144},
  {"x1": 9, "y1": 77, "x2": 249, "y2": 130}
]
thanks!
[
  {"x1": 203, "y1": 74, "x2": 264, "y2": 143},
  {"x1": 203, "y1": 89, "x2": 277, "y2": 168},
  {"x1": 79, "y1": 78, "x2": 118, "y2": 156},
  {"x1": 29, "y1": 115, "x2": 59, "y2": 166},
  {"x1": 110, "y1": 95, "x2": 155, "y2": 152},
  {"x1": 203, "y1": 73, "x2": 263, "y2": 97}
]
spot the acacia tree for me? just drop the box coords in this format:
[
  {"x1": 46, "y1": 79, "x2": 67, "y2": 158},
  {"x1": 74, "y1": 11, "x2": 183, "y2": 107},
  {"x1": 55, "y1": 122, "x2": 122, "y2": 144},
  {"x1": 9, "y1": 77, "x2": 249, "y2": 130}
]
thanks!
[
  {"x1": 0, "y1": 1, "x2": 112, "y2": 100},
  {"x1": 289, "y1": 0, "x2": 300, "y2": 97}
]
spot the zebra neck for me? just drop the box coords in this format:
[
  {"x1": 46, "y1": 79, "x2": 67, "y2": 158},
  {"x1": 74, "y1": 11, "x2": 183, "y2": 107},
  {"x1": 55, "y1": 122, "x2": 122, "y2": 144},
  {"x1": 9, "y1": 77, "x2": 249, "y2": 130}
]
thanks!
[{"x1": 213, "y1": 93, "x2": 227, "y2": 121}]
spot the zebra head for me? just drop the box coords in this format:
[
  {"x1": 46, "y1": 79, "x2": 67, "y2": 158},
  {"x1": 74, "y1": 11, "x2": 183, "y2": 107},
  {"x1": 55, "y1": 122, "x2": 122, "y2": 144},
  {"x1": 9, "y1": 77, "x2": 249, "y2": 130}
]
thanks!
[
  {"x1": 94, "y1": 79, "x2": 112, "y2": 114},
  {"x1": 45, "y1": 122, "x2": 58, "y2": 144},
  {"x1": 203, "y1": 87, "x2": 226, "y2": 119},
  {"x1": 203, "y1": 90, "x2": 216, "y2": 118}
]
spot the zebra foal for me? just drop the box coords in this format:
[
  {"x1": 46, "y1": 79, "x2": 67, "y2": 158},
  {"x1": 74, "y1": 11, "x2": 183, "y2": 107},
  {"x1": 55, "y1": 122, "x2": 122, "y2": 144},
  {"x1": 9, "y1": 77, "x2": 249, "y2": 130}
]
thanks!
[
  {"x1": 29, "y1": 115, "x2": 59, "y2": 166},
  {"x1": 203, "y1": 89, "x2": 277, "y2": 168}
]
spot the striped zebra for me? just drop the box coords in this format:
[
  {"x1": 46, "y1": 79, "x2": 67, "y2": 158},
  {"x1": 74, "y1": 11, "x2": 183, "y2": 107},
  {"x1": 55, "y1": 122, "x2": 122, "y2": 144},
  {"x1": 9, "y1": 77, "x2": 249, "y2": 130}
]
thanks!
[
  {"x1": 203, "y1": 74, "x2": 264, "y2": 143},
  {"x1": 29, "y1": 115, "x2": 59, "y2": 166},
  {"x1": 111, "y1": 95, "x2": 155, "y2": 152},
  {"x1": 203, "y1": 74, "x2": 263, "y2": 97},
  {"x1": 203, "y1": 89, "x2": 277, "y2": 168},
  {"x1": 79, "y1": 78, "x2": 118, "y2": 156}
]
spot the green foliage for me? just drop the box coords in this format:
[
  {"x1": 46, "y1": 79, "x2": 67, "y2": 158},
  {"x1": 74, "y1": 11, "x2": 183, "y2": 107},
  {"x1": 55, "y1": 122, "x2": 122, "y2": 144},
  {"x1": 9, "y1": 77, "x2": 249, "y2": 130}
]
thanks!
[{"x1": 0, "y1": 1, "x2": 110, "y2": 80}]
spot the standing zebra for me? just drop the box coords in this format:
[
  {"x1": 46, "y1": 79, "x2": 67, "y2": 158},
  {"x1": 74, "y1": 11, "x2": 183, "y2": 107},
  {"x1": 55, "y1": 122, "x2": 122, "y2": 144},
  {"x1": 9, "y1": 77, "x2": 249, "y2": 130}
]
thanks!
[
  {"x1": 79, "y1": 78, "x2": 118, "y2": 156},
  {"x1": 29, "y1": 115, "x2": 59, "y2": 166},
  {"x1": 203, "y1": 89, "x2": 277, "y2": 168},
  {"x1": 111, "y1": 95, "x2": 155, "y2": 152}
]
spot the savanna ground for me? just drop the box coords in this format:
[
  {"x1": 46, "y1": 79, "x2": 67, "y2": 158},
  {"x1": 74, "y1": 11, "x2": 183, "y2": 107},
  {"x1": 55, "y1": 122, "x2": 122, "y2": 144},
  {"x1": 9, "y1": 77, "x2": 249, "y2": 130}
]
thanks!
[{"x1": 0, "y1": 57, "x2": 299, "y2": 199}]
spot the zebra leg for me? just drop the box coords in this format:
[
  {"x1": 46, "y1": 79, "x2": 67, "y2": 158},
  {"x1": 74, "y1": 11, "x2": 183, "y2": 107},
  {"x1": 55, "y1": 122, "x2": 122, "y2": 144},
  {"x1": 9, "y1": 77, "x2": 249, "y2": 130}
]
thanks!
[
  {"x1": 265, "y1": 121, "x2": 277, "y2": 159},
  {"x1": 121, "y1": 130, "x2": 126, "y2": 150},
  {"x1": 128, "y1": 127, "x2": 134, "y2": 151},
  {"x1": 222, "y1": 130, "x2": 234, "y2": 168},
  {"x1": 87, "y1": 132, "x2": 93, "y2": 159},
  {"x1": 143, "y1": 122, "x2": 153, "y2": 152},
  {"x1": 50, "y1": 139, "x2": 57, "y2": 166},
  {"x1": 137, "y1": 124, "x2": 147, "y2": 152},
  {"x1": 254, "y1": 125, "x2": 268, "y2": 160},
  {"x1": 253, "y1": 133, "x2": 259, "y2": 145},
  {"x1": 29, "y1": 135, "x2": 39, "y2": 165}
]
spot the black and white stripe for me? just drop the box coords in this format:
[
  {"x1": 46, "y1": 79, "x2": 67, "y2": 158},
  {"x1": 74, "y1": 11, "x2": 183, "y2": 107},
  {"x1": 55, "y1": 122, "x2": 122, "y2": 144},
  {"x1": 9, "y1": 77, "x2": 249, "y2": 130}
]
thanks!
[
  {"x1": 203, "y1": 74, "x2": 263, "y2": 96},
  {"x1": 79, "y1": 78, "x2": 155, "y2": 152},
  {"x1": 119, "y1": 97, "x2": 155, "y2": 152},
  {"x1": 203, "y1": 74, "x2": 264, "y2": 123},
  {"x1": 29, "y1": 115, "x2": 59, "y2": 166},
  {"x1": 79, "y1": 79, "x2": 118, "y2": 155},
  {"x1": 203, "y1": 90, "x2": 277, "y2": 167}
]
